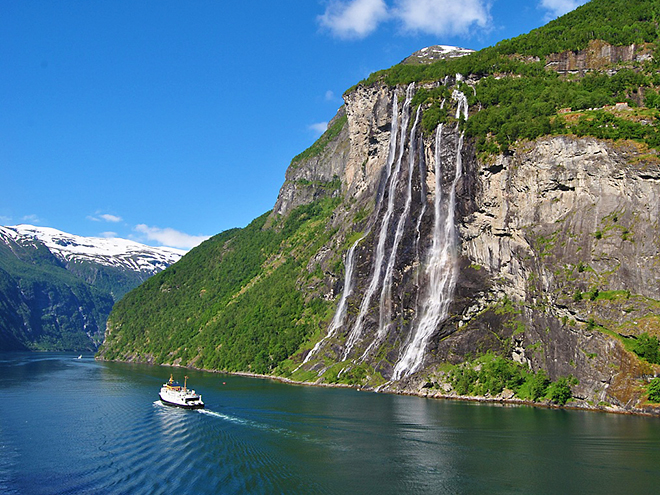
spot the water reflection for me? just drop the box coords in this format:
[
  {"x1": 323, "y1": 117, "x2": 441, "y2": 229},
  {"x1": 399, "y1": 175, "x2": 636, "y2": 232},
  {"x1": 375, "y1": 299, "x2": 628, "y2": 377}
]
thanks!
[
  {"x1": 389, "y1": 394, "x2": 459, "y2": 492},
  {"x1": 0, "y1": 352, "x2": 71, "y2": 388}
]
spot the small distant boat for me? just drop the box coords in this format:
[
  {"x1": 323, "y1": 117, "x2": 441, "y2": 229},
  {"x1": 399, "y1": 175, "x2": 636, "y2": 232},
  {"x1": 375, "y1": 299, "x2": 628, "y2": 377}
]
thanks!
[
  {"x1": 77, "y1": 355, "x2": 82, "y2": 360},
  {"x1": 159, "y1": 374, "x2": 204, "y2": 409}
]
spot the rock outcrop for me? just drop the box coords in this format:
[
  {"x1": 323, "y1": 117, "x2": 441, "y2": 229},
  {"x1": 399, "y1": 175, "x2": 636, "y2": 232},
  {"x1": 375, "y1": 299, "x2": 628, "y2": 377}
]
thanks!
[
  {"x1": 454, "y1": 135, "x2": 660, "y2": 411},
  {"x1": 272, "y1": 109, "x2": 350, "y2": 217},
  {"x1": 545, "y1": 40, "x2": 653, "y2": 74}
]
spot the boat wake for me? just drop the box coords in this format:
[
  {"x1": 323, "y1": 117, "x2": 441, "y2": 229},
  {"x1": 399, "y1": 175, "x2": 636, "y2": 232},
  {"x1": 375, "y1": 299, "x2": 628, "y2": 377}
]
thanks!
[
  {"x1": 154, "y1": 400, "x2": 287, "y2": 434},
  {"x1": 154, "y1": 400, "x2": 331, "y2": 449},
  {"x1": 156, "y1": 401, "x2": 331, "y2": 448},
  {"x1": 199, "y1": 408, "x2": 302, "y2": 440},
  {"x1": 197, "y1": 408, "x2": 254, "y2": 427}
]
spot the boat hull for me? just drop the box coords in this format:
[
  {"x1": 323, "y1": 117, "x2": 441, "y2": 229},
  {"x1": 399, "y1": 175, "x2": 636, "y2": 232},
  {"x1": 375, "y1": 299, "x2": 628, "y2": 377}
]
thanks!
[{"x1": 159, "y1": 393, "x2": 205, "y2": 410}]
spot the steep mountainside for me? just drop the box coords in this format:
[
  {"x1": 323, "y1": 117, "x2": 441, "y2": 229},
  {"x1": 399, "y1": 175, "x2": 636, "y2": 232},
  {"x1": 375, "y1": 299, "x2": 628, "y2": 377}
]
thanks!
[
  {"x1": 100, "y1": 0, "x2": 660, "y2": 414},
  {"x1": 0, "y1": 226, "x2": 183, "y2": 351}
]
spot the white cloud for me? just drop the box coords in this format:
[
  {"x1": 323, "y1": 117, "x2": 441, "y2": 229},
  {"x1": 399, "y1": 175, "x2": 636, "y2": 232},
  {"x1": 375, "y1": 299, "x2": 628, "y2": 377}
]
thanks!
[
  {"x1": 134, "y1": 224, "x2": 209, "y2": 250},
  {"x1": 319, "y1": 0, "x2": 389, "y2": 39},
  {"x1": 325, "y1": 90, "x2": 336, "y2": 101},
  {"x1": 100, "y1": 213, "x2": 122, "y2": 223},
  {"x1": 539, "y1": 0, "x2": 587, "y2": 20},
  {"x1": 309, "y1": 122, "x2": 329, "y2": 135},
  {"x1": 87, "y1": 212, "x2": 123, "y2": 223},
  {"x1": 319, "y1": 0, "x2": 492, "y2": 39},
  {"x1": 0, "y1": 215, "x2": 11, "y2": 225},
  {"x1": 393, "y1": 0, "x2": 490, "y2": 36},
  {"x1": 99, "y1": 231, "x2": 118, "y2": 238}
]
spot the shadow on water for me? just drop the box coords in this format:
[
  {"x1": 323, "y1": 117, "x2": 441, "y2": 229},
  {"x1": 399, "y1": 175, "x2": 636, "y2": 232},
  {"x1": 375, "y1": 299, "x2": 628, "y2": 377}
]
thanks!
[{"x1": 0, "y1": 352, "x2": 81, "y2": 388}]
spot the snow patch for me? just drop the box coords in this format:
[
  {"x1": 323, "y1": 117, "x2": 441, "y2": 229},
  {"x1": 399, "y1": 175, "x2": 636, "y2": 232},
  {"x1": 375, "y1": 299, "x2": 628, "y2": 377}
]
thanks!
[{"x1": 404, "y1": 45, "x2": 474, "y2": 64}]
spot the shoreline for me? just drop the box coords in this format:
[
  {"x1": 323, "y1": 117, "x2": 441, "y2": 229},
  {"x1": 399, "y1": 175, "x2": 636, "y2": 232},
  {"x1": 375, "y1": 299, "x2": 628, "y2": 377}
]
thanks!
[
  {"x1": 98, "y1": 356, "x2": 660, "y2": 418},
  {"x1": 237, "y1": 370, "x2": 660, "y2": 418}
]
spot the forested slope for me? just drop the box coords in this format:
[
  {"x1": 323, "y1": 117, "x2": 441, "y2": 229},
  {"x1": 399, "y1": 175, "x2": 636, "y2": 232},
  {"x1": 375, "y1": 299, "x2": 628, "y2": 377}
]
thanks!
[{"x1": 101, "y1": 200, "x2": 343, "y2": 373}]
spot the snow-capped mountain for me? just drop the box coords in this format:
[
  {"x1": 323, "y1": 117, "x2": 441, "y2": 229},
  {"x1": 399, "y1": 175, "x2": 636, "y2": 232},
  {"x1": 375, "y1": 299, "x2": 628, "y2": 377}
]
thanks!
[
  {"x1": 0, "y1": 225, "x2": 187, "y2": 352},
  {"x1": 0, "y1": 225, "x2": 185, "y2": 274},
  {"x1": 402, "y1": 45, "x2": 474, "y2": 65}
]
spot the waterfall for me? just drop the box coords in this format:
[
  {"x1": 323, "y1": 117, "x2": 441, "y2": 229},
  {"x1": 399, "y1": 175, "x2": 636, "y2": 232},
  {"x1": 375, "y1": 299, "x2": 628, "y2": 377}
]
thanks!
[
  {"x1": 452, "y1": 89, "x2": 469, "y2": 120},
  {"x1": 375, "y1": 106, "x2": 421, "y2": 344},
  {"x1": 412, "y1": 120, "x2": 428, "y2": 293},
  {"x1": 302, "y1": 86, "x2": 405, "y2": 366},
  {"x1": 342, "y1": 83, "x2": 415, "y2": 360},
  {"x1": 301, "y1": 235, "x2": 364, "y2": 365},
  {"x1": 412, "y1": 98, "x2": 443, "y2": 284},
  {"x1": 301, "y1": 86, "x2": 406, "y2": 367},
  {"x1": 392, "y1": 91, "x2": 467, "y2": 380}
]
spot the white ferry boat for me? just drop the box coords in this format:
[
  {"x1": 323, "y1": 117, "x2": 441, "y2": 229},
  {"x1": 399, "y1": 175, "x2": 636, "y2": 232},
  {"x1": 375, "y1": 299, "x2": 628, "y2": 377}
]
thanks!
[{"x1": 159, "y1": 374, "x2": 204, "y2": 409}]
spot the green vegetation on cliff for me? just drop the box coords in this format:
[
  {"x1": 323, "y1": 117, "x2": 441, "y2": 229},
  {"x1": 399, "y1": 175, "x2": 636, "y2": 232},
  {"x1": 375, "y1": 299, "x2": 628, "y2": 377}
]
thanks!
[
  {"x1": 630, "y1": 332, "x2": 660, "y2": 364},
  {"x1": 100, "y1": 199, "x2": 340, "y2": 373},
  {"x1": 354, "y1": 0, "x2": 660, "y2": 154},
  {"x1": 464, "y1": 69, "x2": 660, "y2": 154},
  {"x1": 496, "y1": 0, "x2": 660, "y2": 57},
  {"x1": 648, "y1": 378, "x2": 660, "y2": 402},
  {"x1": 358, "y1": 0, "x2": 660, "y2": 88},
  {"x1": 447, "y1": 353, "x2": 576, "y2": 405},
  {"x1": 0, "y1": 238, "x2": 113, "y2": 351}
]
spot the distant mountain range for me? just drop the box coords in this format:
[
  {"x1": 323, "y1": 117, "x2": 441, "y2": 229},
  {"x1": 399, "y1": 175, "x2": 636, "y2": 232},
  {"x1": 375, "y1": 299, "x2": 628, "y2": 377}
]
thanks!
[{"x1": 0, "y1": 225, "x2": 184, "y2": 351}]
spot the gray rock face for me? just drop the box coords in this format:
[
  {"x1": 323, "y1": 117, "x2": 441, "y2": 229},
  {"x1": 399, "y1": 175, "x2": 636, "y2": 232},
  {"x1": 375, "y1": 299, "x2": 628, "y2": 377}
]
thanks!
[
  {"x1": 545, "y1": 40, "x2": 653, "y2": 75},
  {"x1": 456, "y1": 136, "x2": 660, "y2": 410},
  {"x1": 464, "y1": 136, "x2": 660, "y2": 302},
  {"x1": 272, "y1": 108, "x2": 350, "y2": 217},
  {"x1": 272, "y1": 80, "x2": 660, "y2": 413}
]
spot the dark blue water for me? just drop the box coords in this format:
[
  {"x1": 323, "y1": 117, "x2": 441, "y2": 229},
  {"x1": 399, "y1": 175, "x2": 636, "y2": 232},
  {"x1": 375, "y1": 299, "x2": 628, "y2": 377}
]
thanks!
[{"x1": 1, "y1": 353, "x2": 659, "y2": 494}]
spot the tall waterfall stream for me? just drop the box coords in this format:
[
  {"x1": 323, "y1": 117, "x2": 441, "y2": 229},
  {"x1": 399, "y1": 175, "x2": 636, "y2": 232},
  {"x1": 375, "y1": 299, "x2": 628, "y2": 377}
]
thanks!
[{"x1": 307, "y1": 83, "x2": 469, "y2": 381}]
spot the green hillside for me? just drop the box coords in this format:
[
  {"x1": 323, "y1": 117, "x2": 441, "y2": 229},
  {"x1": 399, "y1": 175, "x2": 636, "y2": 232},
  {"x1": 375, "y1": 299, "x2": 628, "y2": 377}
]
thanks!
[
  {"x1": 361, "y1": 0, "x2": 660, "y2": 86},
  {"x1": 355, "y1": 0, "x2": 660, "y2": 154},
  {"x1": 100, "y1": 199, "x2": 342, "y2": 373},
  {"x1": 0, "y1": 239, "x2": 113, "y2": 351}
]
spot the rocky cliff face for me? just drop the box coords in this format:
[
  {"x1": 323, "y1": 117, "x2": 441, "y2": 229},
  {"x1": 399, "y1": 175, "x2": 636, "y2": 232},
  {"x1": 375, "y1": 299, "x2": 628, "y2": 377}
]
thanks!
[
  {"x1": 545, "y1": 40, "x2": 653, "y2": 75},
  {"x1": 276, "y1": 71, "x2": 660, "y2": 413},
  {"x1": 455, "y1": 135, "x2": 660, "y2": 412},
  {"x1": 273, "y1": 108, "x2": 351, "y2": 217}
]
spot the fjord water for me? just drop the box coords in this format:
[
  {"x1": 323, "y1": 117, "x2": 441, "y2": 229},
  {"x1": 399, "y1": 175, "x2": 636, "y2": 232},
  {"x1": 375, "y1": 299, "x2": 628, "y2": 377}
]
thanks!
[{"x1": 1, "y1": 354, "x2": 659, "y2": 494}]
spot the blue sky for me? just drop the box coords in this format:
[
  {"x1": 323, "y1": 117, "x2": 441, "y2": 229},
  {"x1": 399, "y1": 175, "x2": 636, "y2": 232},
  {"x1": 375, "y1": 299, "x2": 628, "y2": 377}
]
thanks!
[{"x1": 1, "y1": 0, "x2": 588, "y2": 249}]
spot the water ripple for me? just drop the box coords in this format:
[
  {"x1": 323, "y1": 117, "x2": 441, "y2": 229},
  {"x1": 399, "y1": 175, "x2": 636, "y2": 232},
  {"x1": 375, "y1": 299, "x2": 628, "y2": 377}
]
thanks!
[{"x1": 2, "y1": 354, "x2": 660, "y2": 495}]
